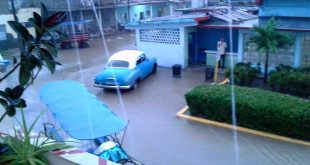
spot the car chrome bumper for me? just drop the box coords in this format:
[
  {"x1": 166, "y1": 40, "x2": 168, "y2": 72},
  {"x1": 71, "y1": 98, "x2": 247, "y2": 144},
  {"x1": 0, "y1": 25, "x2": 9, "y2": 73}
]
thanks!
[{"x1": 94, "y1": 84, "x2": 132, "y2": 89}]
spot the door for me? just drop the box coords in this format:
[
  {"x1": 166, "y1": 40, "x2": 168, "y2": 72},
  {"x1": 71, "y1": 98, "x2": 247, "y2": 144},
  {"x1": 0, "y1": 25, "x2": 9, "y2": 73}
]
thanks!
[
  {"x1": 139, "y1": 12, "x2": 144, "y2": 20},
  {"x1": 188, "y1": 32, "x2": 196, "y2": 65},
  {"x1": 136, "y1": 54, "x2": 150, "y2": 78}
]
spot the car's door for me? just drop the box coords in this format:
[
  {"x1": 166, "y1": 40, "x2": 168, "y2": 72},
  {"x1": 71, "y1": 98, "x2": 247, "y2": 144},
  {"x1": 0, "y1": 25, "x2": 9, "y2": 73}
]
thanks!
[
  {"x1": 143, "y1": 54, "x2": 154, "y2": 74},
  {"x1": 135, "y1": 54, "x2": 150, "y2": 78}
]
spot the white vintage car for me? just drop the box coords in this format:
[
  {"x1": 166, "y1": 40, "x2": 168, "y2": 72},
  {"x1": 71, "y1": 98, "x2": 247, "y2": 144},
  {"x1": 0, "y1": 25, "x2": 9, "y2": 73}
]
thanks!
[{"x1": 94, "y1": 50, "x2": 157, "y2": 89}]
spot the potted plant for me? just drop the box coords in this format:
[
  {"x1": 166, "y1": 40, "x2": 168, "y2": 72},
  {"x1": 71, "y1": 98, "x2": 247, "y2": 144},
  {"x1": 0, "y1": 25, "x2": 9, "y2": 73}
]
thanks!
[
  {"x1": 0, "y1": 109, "x2": 69, "y2": 164},
  {"x1": 0, "y1": 2, "x2": 68, "y2": 163}
]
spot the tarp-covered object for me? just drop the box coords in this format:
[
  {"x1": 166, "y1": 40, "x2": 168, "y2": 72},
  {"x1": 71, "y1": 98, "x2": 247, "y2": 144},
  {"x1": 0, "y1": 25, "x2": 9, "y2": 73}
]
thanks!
[{"x1": 39, "y1": 80, "x2": 127, "y2": 140}]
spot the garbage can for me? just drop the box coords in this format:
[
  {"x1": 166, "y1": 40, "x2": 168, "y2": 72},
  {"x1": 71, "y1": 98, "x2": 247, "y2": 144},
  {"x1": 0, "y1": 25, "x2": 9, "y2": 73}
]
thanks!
[
  {"x1": 205, "y1": 67, "x2": 214, "y2": 81},
  {"x1": 172, "y1": 64, "x2": 182, "y2": 77}
]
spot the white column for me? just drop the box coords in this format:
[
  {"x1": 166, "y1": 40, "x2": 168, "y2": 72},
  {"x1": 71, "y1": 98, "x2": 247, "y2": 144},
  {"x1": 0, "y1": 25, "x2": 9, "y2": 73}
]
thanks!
[
  {"x1": 183, "y1": 27, "x2": 189, "y2": 67},
  {"x1": 169, "y1": 3, "x2": 173, "y2": 16},
  {"x1": 115, "y1": 8, "x2": 118, "y2": 32},
  {"x1": 80, "y1": 11, "x2": 84, "y2": 20},
  {"x1": 294, "y1": 33, "x2": 302, "y2": 67},
  {"x1": 135, "y1": 29, "x2": 140, "y2": 48},
  {"x1": 150, "y1": 5, "x2": 153, "y2": 18},
  {"x1": 237, "y1": 30, "x2": 244, "y2": 62},
  {"x1": 180, "y1": 27, "x2": 186, "y2": 68},
  {"x1": 98, "y1": 10, "x2": 102, "y2": 27}
]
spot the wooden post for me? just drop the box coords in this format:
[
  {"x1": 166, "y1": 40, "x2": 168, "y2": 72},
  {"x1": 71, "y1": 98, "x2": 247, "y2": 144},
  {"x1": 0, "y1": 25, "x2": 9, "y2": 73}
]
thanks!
[{"x1": 214, "y1": 59, "x2": 219, "y2": 83}]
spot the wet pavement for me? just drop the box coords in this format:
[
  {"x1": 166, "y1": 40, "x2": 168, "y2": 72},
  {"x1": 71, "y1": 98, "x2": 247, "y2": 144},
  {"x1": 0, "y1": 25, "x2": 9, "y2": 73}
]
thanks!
[{"x1": 14, "y1": 32, "x2": 310, "y2": 165}]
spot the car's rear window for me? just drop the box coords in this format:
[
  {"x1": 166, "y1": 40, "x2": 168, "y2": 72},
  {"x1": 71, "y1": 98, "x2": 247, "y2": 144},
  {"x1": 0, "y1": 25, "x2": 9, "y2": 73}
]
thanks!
[{"x1": 107, "y1": 60, "x2": 129, "y2": 68}]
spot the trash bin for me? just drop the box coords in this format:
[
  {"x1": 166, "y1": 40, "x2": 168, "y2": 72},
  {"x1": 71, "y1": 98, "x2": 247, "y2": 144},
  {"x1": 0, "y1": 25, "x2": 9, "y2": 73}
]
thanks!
[
  {"x1": 172, "y1": 64, "x2": 182, "y2": 77},
  {"x1": 205, "y1": 67, "x2": 214, "y2": 81}
]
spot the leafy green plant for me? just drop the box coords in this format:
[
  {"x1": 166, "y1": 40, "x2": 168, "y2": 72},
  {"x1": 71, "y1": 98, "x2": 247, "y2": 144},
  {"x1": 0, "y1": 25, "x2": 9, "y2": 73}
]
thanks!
[
  {"x1": 0, "y1": 3, "x2": 67, "y2": 123},
  {"x1": 185, "y1": 85, "x2": 310, "y2": 141},
  {"x1": 0, "y1": 3, "x2": 68, "y2": 162},
  {"x1": 269, "y1": 64, "x2": 310, "y2": 97},
  {"x1": 226, "y1": 62, "x2": 261, "y2": 86},
  {"x1": 0, "y1": 110, "x2": 69, "y2": 165},
  {"x1": 247, "y1": 18, "x2": 293, "y2": 84}
]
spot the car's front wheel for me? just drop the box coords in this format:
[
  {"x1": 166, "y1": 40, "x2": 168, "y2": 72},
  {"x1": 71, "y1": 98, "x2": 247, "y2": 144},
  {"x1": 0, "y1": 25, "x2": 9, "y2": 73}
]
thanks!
[
  {"x1": 152, "y1": 63, "x2": 157, "y2": 74},
  {"x1": 132, "y1": 79, "x2": 140, "y2": 90}
]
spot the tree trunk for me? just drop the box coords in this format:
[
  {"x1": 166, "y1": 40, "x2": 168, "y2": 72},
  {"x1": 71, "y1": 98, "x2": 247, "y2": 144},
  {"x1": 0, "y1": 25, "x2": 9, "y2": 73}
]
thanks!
[{"x1": 264, "y1": 51, "x2": 269, "y2": 84}]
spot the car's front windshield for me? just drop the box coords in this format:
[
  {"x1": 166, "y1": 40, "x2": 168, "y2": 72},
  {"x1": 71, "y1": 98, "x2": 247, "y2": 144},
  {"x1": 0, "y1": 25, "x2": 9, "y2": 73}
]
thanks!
[{"x1": 106, "y1": 60, "x2": 129, "y2": 68}]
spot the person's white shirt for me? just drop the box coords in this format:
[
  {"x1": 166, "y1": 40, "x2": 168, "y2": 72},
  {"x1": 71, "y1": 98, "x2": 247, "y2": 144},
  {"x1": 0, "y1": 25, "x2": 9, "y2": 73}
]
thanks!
[{"x1": 217, "y1": 41, "x2": 227, "y2": 55}]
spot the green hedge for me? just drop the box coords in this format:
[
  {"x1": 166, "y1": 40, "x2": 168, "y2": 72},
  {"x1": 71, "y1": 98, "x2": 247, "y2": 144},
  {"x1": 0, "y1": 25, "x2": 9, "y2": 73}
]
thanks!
[
  {"x1": 226, "y1": 62, "x2": 261, "y2": 86},
  {"x1": 269, "y1": 65, "x2": 310, "y2": 97},
  {"x1": 185, "y1": 85, "x2": 310, "y2": 141}
]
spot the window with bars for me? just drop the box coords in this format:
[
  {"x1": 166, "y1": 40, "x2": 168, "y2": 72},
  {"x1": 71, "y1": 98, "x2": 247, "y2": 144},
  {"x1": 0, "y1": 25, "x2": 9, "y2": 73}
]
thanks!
[{"x1": 139, "y1": 28, "x2": 180, "y2": 45}]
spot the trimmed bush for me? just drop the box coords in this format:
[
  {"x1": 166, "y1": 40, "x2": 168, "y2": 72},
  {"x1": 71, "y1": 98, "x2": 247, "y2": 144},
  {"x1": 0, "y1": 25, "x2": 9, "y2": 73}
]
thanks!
[
  {"x1": 269, "y1": 64, "x2": 310, "y2": 97},
  {"x1": 226, "y1": 62, "x2": 261, "y2": 86},
  {"x1": 185, "y1": 85, "x2": 310, "y2": 141}
]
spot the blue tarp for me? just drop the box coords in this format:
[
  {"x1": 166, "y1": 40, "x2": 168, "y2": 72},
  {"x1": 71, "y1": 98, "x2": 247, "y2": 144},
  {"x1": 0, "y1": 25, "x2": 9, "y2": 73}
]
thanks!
[{"x1": 39, "y1": 80, "x2": 127, "y2": 140}]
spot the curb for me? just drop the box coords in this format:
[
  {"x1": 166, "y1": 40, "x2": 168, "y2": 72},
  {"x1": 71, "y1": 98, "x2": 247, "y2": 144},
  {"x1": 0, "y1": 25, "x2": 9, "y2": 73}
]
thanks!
[{"x1": 176, "y1": 106, "x2": 310, "y2": 147}]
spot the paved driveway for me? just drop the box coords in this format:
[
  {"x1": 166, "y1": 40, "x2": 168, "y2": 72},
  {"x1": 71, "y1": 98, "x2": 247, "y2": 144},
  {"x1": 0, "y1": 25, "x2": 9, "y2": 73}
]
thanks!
[{"x1": 21, "y1": 33, "x2": 310, "y2": 165}]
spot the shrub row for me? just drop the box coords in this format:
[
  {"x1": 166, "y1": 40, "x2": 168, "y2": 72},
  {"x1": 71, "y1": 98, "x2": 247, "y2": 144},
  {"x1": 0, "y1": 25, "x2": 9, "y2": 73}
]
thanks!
[
  {"x1": 226, "y1": 62, "x2": 261, "y2": 86},
  {"x1": 185, "y1": 85, "x2": 310, "y2": 141},
  {"x1": 269, "y1": 65, "x2": 310, "y2": 97}
]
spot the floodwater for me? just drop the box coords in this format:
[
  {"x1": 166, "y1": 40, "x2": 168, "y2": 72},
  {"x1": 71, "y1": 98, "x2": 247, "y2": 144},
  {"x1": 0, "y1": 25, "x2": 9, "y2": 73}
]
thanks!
[{"x1": 15, "y1": 33, "x2": 310, "y2": 165}]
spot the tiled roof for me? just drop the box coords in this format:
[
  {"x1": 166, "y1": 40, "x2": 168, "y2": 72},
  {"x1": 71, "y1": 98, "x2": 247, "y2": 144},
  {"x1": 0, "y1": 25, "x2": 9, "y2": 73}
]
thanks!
[{"x1": 126, "y1": 6, "x2": 258, "y2": 28}]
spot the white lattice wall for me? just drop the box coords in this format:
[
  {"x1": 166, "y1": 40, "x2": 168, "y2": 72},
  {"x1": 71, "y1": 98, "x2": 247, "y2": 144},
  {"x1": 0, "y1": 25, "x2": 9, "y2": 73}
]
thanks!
[
  {"x1": 139, "y1": 28, "x2": 180, "y2": 45},
  {"x1": 136, "y1": 27, "x2": 189, "y2": 68}
]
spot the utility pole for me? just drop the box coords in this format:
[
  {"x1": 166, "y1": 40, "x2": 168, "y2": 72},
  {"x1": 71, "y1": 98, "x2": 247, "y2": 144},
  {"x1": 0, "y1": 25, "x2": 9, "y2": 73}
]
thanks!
[{"x1": 10, "y1": 0, "x2": 19, "y2": 22}]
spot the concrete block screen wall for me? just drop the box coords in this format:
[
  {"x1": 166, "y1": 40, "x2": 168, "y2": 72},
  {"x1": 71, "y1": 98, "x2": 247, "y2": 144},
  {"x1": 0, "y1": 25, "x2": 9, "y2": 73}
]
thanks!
[{"x1": 136, "y1": 27, "x2": 187, "y2": 68}]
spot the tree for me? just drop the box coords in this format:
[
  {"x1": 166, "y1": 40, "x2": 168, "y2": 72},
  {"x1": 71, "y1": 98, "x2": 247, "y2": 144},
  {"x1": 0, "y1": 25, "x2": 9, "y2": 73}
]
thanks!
[
  {"x1": 248, "y1": 18, "x2": 293, "y2": 84},
  {"x1": 0, "y1": 3, "x2": 67, "y2": 123}
]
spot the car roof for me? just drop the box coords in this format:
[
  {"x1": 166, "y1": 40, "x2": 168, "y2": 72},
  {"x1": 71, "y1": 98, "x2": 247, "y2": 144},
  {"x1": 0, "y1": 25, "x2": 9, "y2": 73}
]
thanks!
[
  {"x1": 108, "y1": 50, "x2": 144, "y2": 69},
  {"x1": 109, "y1": 50, "x2": 143, "y2": 62}
]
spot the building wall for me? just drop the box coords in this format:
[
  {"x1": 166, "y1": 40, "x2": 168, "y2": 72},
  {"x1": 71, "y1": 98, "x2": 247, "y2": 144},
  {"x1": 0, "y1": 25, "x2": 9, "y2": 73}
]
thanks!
[
  {"x1": 130, "y1": 5, "x2": 151, "y2": 21},
  {"x1": 116, "y1": 6, "x2": 129, "y2": 23},
  {"x1": 197, "y1": 28, "x2": 239, "y2": 52},
  {"x1": 136, "y1": 26, "x2": 187, "y2": 68},
  {"x1": 239, "y1": 30, "x2": 310, "y2": 69},
  {"x1": 300, "y1": 33, "x2": 310, "y2": 67},
  {"x1": 0, "y1": 8, "x2": 40, "y2": 38},
  {"x1": 259, "y1": 0, "x2": 310, "y2": 17},
  {"x1": 152, "y1": 3, "x2": 169, "y2": 17},
  {"x1": 193, "y1": 28, "x2": 238, "y2": 64},
  {"x1": 116, "y1": 3, "x2": 170, "y2": 23}
]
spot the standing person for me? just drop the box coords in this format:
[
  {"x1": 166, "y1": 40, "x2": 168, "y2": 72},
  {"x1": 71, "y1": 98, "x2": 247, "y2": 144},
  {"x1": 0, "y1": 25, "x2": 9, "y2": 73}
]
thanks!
[{"x1": 217, "y1": 38, "x2": 227, "y2": 68}]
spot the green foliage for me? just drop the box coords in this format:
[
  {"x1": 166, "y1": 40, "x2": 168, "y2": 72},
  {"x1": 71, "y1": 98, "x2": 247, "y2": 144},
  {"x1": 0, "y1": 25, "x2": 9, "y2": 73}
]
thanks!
[
  {"x1": 0, "y1": 86, "x2": 26, "y2": 117},
  {"x1": 0, "y1": 3, "x2": 66, "y2": 121},
  {"x1": 0, "y1": 110, "x2": 70, "y2": 165},
  {"x1": 185, "y1": 85, "x2": 310, "y2": 141},
  {"x1": 248, "y1": 18, "x2": 293, "y2": 83},
  {"x1": 225, "y1": 62, "x2": 261, "y2": 86},
  {"x1": 269, "y1": 64, "x2": 310, "y2": 97}
]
